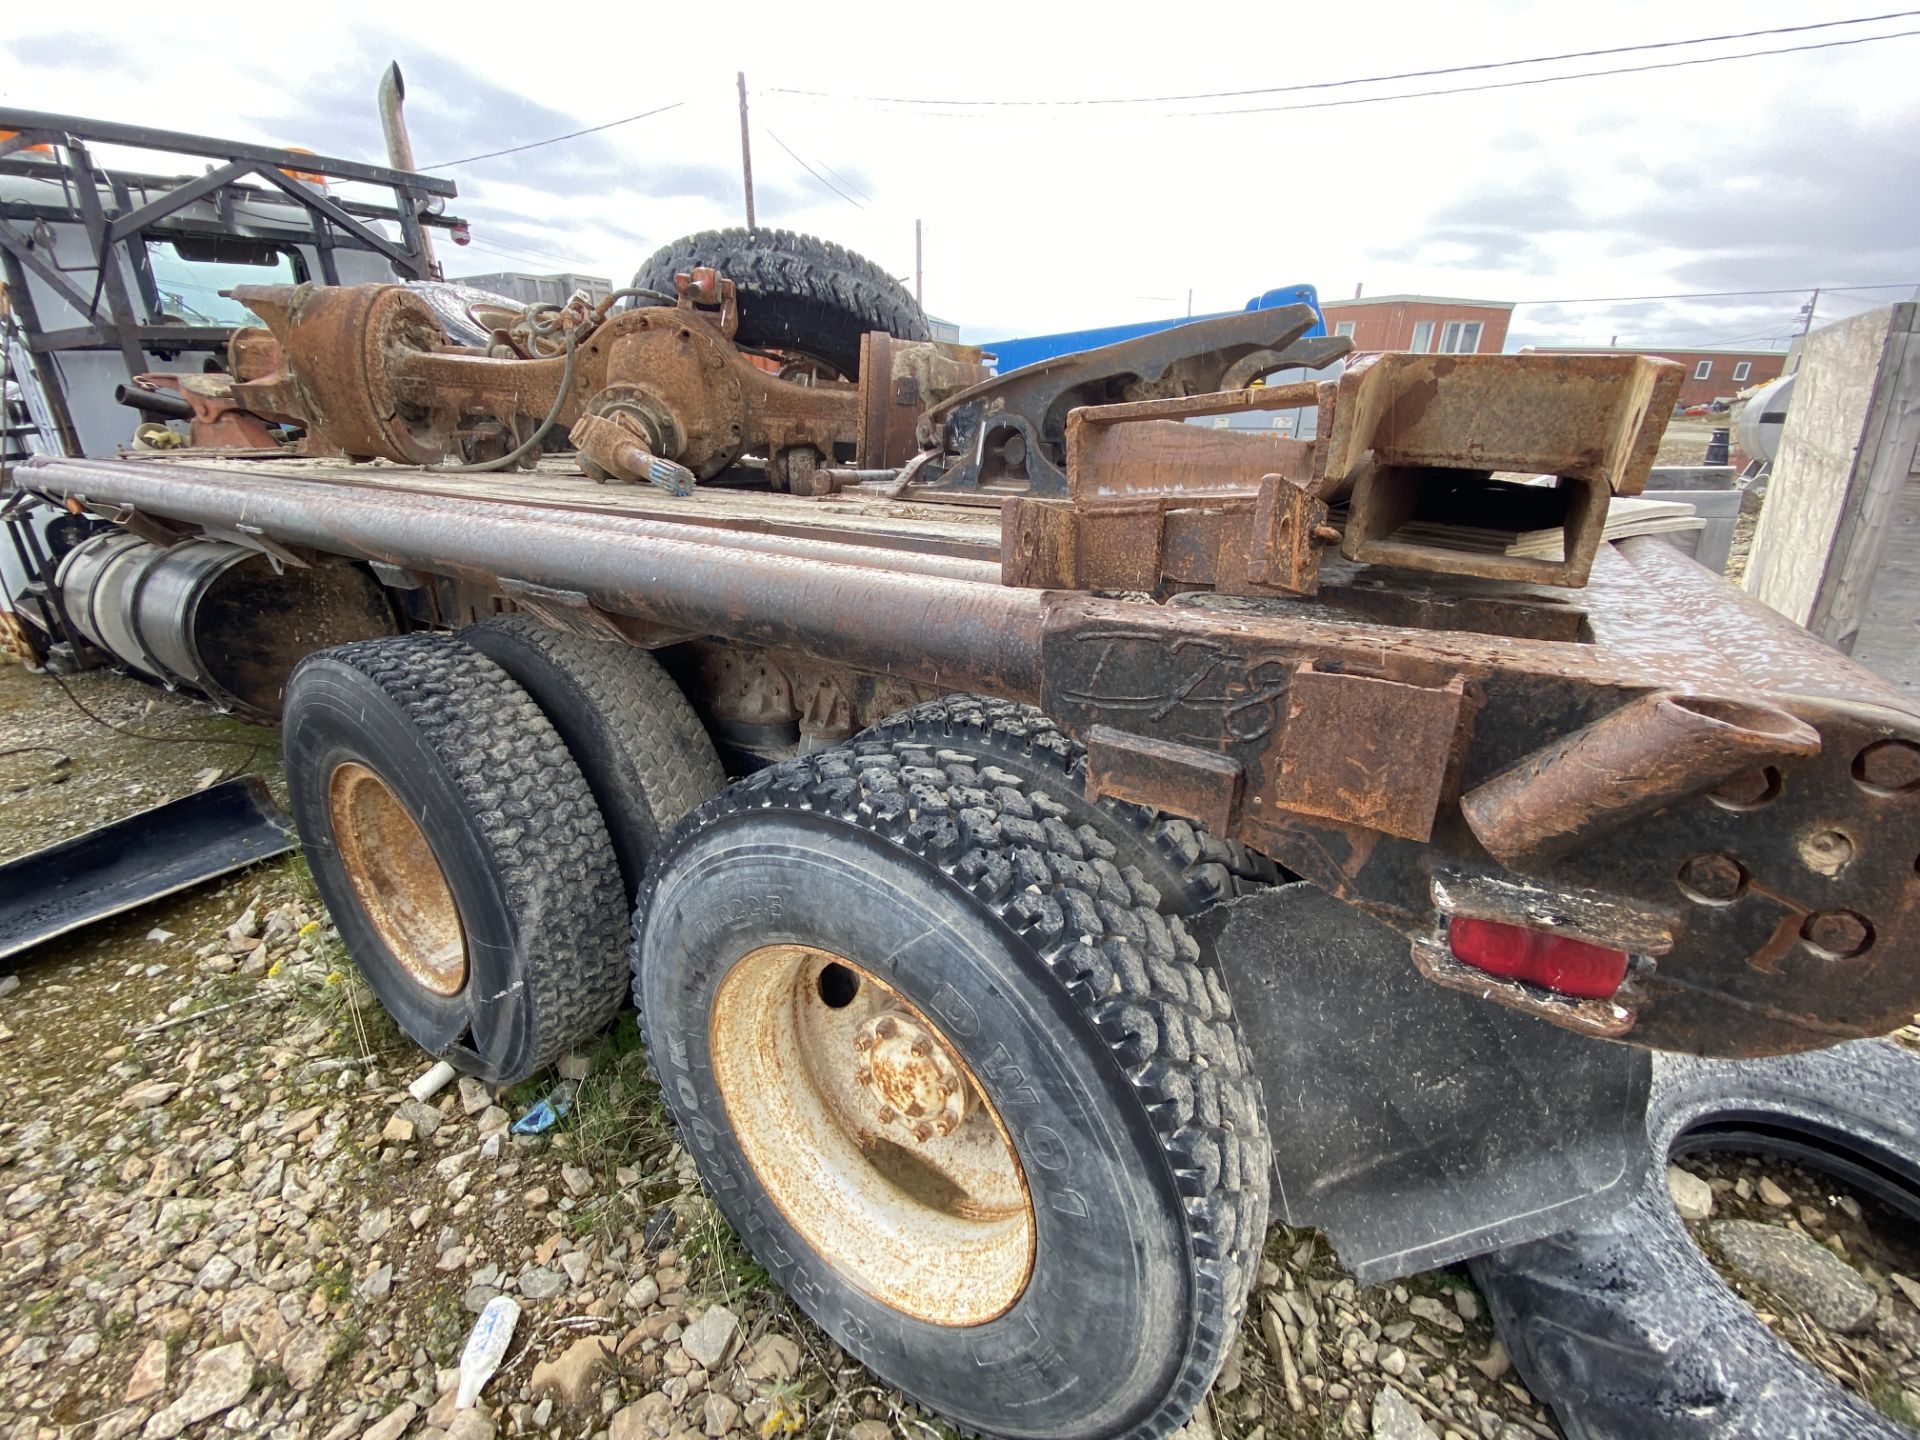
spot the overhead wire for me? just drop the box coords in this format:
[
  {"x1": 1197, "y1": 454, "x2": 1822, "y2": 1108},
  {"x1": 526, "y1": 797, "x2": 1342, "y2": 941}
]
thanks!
[
  {"x1": 765, "y1": 27, "x2": 1918, "y2": 120},
  {"x1": 764, "y1": 130, "x2": 865, "y2": 209},
  {"x1": 1506, "y1": 281, "x2": 1920, "y2": 307},
  {"x1": 417, "y1": 101, "x2": 686, "y2": 171},
  {"x1": 1178, "y1": 29, "x2": 1920, "y2": 117},
  {"x1": 767, "y1": 11, "x2": 1919, "y2": 108}
]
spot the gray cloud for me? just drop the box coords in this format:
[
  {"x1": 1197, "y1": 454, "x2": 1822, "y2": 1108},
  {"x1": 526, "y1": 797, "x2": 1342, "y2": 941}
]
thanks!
[
  {"x1": 1377, "y1": 99, "x2": 1920, "y2": 299},
  {"x1": 4, "y1": 32, "x2": 123, "y2": 70},
  {"x1": 237, "y1": 34, "x2": 810, "y2": 218}
]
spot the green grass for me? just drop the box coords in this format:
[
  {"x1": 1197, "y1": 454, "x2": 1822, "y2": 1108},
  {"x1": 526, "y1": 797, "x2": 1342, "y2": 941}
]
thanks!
[
  {"x1": 1867, "y1": 1372, "x2": 1920, "y2": 1426},
  {"x1": 546, "y1": 1022, "x2": 683, "y2": 1244},
  {"x1": 681, "y1": 1193, "x2": 772, "y2": 1309}
]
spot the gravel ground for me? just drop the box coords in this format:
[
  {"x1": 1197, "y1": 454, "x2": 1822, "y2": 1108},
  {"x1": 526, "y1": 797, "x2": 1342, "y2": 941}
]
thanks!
[{"x1": 0, "y1": 659, "x2": 1691, "y2": 1440}]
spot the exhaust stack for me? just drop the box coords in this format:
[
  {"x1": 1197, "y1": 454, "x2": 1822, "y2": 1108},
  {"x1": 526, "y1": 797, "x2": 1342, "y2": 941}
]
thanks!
[{"x1": 377, "y1": 62, "x2": 439, "y2": 279}]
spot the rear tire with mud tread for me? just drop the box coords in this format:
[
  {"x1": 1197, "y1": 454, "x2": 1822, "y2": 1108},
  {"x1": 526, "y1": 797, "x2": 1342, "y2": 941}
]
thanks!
[
  {"x1": 630, "y1": 227, "x2": 928, "y2": 380},
  {"x1": 460, "y1": 616, "x2": 723, "y2": 901},
  {"x1": 860, "y1": 694, "x2": 1279, "y2": 912},
  {"x1": 633, "y1": 738, "x2": 1270, "y2": 1440},
  {"x1": 283, "y1": 633, "x2": 628, "y2": 1084}
]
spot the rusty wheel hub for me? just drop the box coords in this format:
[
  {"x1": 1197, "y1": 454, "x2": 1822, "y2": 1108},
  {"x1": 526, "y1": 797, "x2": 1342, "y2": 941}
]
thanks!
[
  {"x1": 856, "y1": 1009, "x2": 972, "y2": 1140},
  {"x1": 708, "y1": 945, "x2": 1033, "y2": 1326},
  {"x1": 326, "y1": 762, "x2": 466, "y2": 995}
]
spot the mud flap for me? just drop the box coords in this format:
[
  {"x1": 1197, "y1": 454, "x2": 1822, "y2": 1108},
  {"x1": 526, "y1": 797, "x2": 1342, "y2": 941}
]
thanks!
[
  {"x1": 0, "y1": 777, "x2": 295, "y2": 964},
  {"x1": 1194, "y1": 882, "x2": 1651, "y2": 1283}
]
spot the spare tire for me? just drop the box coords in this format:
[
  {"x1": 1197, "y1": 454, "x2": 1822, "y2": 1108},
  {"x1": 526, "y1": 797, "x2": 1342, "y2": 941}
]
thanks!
[
  {"x1": 630, "y1": 227, "x2": 928, "y2": 380},
  {"x1": 1472, "y1": 1040, "x2": 1920, "y2": 1439}
]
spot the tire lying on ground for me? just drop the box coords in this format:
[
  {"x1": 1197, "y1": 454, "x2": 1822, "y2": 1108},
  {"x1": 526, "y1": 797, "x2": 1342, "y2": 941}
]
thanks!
[
  {"x1": 460, "y1": 616, "x2": 723, "y2": 902},
  {"x1": 629, "y1": 227, "x2": 929, "y2": 380},
  {"x1": 283, "y1": 634, "x2": 629, "y2": 1084},
  {"x1": 1471, "y1": 1040, "x2": 1920, "y2": 1440},
  {"x1": 859, "y1": 693, "x2": 1278, "y2": 912},
  {"x1": 633, "y1": 735, "x2": 1271, "y2": 1440}
]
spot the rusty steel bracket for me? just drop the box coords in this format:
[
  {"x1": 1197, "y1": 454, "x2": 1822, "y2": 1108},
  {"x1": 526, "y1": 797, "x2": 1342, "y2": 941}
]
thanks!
[
  {"x1": 1320, "y1": 351, "x2": 1685, "y2": 587},
  {"x1": 495, "y1": 578, "x2": 635, "y2": 644},
  {"x1": 1005, "y1": 350, "x2": 1689, "y2": 596},
  {"x1": 1003, "y1": 381, "x2": 1343, "y2": 595},
  {"x1": 913, "y1": 306, "x2": 1350, "y2": 499}
]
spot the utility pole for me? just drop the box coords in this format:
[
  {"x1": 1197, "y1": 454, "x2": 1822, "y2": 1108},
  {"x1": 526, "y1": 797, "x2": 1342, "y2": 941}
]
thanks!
[
  {"x1": 915, "y1": 220, "x2": 923, "y2": 306},
  {"x1": 1799, "y1": 286, "x2": 1821, "y2": 335},
  {"x1": 737, "y1": 72, "x2": 756, "y2": 230}
]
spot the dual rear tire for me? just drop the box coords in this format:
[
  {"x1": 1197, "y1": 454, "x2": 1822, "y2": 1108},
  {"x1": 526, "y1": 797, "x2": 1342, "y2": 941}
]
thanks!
[
  {"x1": 285, "y1": 645, "x2": 1272, "y2": 1440},
  {"x1": 283, "y1": 624, "x2": 717, "y2": 1083}
]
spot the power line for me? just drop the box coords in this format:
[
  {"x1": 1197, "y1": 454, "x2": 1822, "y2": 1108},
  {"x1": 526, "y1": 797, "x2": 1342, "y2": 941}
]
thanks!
[
  {"x1": 816, "y1": 156, "x2": 872, "y2": 204},
  {"x1": 1507, "y1": 281, "x2": 1920, "y2": 307},
  {"x1": 764, "y1": 129, "x2": 865, "y2": 209},
  {"x1": 1179, "y1": 29, "x2": 1920, "y2": 116},
  {"x1": 770, "y1": 11, "x2": 1918, "y2": 109},
  {"x1": 419, "y1": 101, "x2": 685, "y2": 171}
]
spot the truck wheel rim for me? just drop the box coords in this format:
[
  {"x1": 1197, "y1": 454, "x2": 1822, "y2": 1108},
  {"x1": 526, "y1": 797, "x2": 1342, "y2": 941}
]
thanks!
[
  {"x1": 327, "y1": 761, "x2": 467, "y2": 996},
  {"x1": 709, "y1": 944, "x2": 1035, "y2": 1326}
]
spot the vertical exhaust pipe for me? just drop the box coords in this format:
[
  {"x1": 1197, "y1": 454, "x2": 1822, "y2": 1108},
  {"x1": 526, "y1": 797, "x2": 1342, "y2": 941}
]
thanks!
[{"x1": 377, "y1": 62, "x2": 439, "y2": 279}]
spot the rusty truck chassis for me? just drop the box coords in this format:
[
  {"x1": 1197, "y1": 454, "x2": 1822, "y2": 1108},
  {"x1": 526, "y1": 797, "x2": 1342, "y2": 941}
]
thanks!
[{"x1": 14, "y1": 267, "x2": 1920, "y2": 1065}]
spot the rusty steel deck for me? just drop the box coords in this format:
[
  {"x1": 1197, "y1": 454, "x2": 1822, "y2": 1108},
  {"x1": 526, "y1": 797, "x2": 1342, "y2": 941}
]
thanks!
[{"x1": 19, "y1": 449, "x2": 1920, "y2": 1060}]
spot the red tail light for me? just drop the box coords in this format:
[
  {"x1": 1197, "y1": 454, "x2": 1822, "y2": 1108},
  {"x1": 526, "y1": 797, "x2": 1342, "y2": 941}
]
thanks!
[{"x1": 1448, "y1": 917, "x2": 1629, "y2": 1000}]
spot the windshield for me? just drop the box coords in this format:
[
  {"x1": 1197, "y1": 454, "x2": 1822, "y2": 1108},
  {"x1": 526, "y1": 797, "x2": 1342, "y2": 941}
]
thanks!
[{"x1": 144, "y1": 239, "x2": 296, "y2": 326}]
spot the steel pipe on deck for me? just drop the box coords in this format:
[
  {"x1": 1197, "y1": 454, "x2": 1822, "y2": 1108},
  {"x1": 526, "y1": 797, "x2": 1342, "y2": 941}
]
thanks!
[{"x1": 22, "y1": 456, "x2": 1044, "y2": 698}]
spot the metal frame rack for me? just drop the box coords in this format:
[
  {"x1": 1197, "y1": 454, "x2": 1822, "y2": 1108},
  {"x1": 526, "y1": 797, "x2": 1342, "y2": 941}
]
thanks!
[{"x1": 0, "y1": 106, "x2": 465, "y2": 451}]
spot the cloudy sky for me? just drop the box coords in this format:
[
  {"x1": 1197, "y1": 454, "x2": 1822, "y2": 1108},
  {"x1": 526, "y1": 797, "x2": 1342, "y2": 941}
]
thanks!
[{"x1": 4, "y1": 2, "x2": 1916, "y2": 348}]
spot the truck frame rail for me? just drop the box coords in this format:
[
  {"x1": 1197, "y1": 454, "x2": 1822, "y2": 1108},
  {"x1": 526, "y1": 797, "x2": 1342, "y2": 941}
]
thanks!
[{"x1": 19, "y1": 442, "x2": 1920, "y2": 1060}]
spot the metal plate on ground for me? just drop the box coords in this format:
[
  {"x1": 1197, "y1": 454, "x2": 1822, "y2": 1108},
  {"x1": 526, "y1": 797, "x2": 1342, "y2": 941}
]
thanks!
[{"x1": 0, "y1": 777, "x2": 296, "y2": 964}]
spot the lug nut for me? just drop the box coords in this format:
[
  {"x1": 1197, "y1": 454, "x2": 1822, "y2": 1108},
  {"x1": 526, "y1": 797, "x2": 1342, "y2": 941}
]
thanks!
[
  {"x1": 1678, "y1": 853, "x2": 1747, "y2": 903},
  {"x1": 853, "y1": 1032, "x2": 872, "y2": 1051},
  {"x1": 854, "y1": 1067, "x2": 872, "y2": 1086},
  {"x1": 1802, "y1": 910, "x2": 1873, "y2": 958},
  {"x1": 911, "y1": 1120, "x2": 934, "y2": 1142},
  {"x1": 1855, "y1": 740, "x2": 1920, "y2": 794},
  {"x1": 1709, "y1": 768, "x2": 1780, "y2": 809}
]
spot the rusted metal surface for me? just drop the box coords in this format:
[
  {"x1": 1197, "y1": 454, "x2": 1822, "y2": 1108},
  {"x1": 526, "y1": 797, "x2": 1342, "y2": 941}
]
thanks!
[
  {"x1": 1085, "y1": 725, "x2": 1245, "y2": 836},
  {"x1": 1318, "y1": 352, "x2": 1684, "y2": 500},
  {"x1": 855, "y1": 1008, "x2": 975, "y2": 1140},
  {"x1": 1266, "y1": 665, "x2": 1471, "y2": 842},
  {"x1": 1001, "y1": 348, "x2": 1677, "y2": 595},
  {"x1": 1320, "y1": 352, "x2": 1685, "y2": 588},
  {"x1": 1037, "y1": 538, "x2": 1920, "y2": 1055},
  {"x1": 569, "y1": 411, "x2": 696, "y2": 495},
  {"x1": 19, "y1": 446, "x2": 1920, "y2": 1060},
  {"x1": 327, "y1": 761, "x2": 465, "y2": 994},
  {"x1": 121, "y1": 374, "x2": 280, "y2": 450},
  {"x1": 1461, "y1": 691, "x2": 1824, "y2": 870},
  {"x1": 911, "y1": 307, "x2": 1350, "y2": 499},
  {"x1": 707, "y1": 944, "x2": 1033, "y2": 1326},
  {"x1": 225, "y1": 281, "x2": 983, "y2": 488}
]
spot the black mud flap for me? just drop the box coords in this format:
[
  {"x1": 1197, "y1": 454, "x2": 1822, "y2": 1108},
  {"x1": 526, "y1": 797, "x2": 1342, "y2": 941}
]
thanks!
[
  {"x1": 1194, "y1": 882, "x2": 1652, "y2": 1283},
  {"x1": 0, "y1": 777, "x2": 296, "y2": 964}
]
